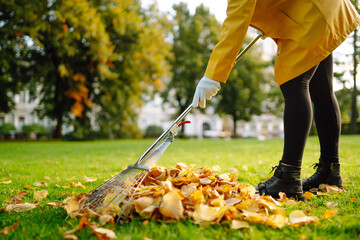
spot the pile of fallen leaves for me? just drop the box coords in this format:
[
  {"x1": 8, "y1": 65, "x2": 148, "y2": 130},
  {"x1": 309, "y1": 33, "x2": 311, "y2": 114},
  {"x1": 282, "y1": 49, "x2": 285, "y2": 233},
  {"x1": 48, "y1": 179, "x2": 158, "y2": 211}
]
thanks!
[
  {"x1": 1, "y1": 163, "x2": 345, "y2": 239},
  {"x1": 61, "y1": 163, "x2": 342, "y2": 233}
]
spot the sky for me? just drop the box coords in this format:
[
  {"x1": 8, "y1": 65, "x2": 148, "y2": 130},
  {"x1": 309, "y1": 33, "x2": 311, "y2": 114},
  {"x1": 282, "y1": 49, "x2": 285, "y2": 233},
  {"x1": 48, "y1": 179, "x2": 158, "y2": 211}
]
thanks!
[{"x1": 142, "y1": 0, "x2": 227, "y2": 22}]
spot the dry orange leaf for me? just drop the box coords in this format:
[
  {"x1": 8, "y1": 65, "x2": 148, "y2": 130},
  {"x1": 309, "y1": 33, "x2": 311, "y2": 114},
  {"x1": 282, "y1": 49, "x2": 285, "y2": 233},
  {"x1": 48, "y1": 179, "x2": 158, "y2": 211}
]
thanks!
[
  {"x1": 34, "y1": 190, "x2": 48, "y2": 201},
  {"x1": 24, "y1": 185, "x2": 36, "y2": 190},
  {"x1": 264, "y1": 213, "x2": 288, "y2": 229},
  {"x1": 0, "y1": 221, "x2": 20, "y2": 235},
  {"x1": 304, "y1": 191, "x2": 316, "y2": 200},
  {"x1": 323, "y1": 209, "x2": 337, "y2": 219},
  {"x1": 159, "y1": 192, "x2": 183, "y2": 220},
  {"x1": 93, "y1": 228, "x2": 117, "y2": 239}
]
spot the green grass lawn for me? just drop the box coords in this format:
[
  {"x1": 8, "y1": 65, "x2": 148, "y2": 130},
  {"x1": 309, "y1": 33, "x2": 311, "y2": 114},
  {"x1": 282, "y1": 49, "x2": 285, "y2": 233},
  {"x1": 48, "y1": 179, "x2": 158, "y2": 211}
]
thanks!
[{"x1": 0, "y1": 135, "x2": 359, "y2": 239}]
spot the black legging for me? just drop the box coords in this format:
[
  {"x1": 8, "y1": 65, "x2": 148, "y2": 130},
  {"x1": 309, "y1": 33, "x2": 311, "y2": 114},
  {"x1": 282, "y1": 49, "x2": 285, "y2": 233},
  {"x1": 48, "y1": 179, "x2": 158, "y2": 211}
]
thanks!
[{"x1": 280, "y1": 53, "x2": 341, "y2": 166}]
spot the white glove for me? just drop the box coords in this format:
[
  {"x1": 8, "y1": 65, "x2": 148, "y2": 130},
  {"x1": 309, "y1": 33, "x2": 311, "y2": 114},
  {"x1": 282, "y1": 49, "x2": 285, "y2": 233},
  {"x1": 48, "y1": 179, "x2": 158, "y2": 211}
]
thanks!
[{"x1": 191, "y1": 76, "x2": 221, "y2": 108}]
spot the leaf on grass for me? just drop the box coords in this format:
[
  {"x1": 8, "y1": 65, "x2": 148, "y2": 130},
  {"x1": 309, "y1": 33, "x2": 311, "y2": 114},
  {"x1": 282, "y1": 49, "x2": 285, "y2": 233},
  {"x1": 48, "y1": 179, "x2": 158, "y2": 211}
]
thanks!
[
  {"x1": 93, "y1": 228, "x2": 117, "y2": 239},
  {"x1": 83, "y1": 176, "x2": 97, "y2": 183},
  {"x1": 0, "y1": 221, "x2": 20, "y2": 235},
  {"x1": 5, "y1": 203, "x2": 37, "y2": 212},
  {"x1": 46, "y1": 202, "x2": 62, "y2": 208},
  {"x1": 34, "y1": 190, "x2": 49, "y2": 201},
  {"x1": 264, "y1": 212, "x2": 288, "y2": 229},
  {"x1": 5, "y1": 191, "x2": 28, "y2": 204},
  {"x1": 192, "y1": 204, "x2": 219, "y2": 224},
  {"x1": 133, "y1": 197, "x2": 154, "y2": 217},
  {"x1": 304, "y1": 192, "x2": 316, "y2": 200},
  {"x1": 24, "y1": 185, "x2": 36, "y2": 190},
  {"x1": 319, "y1": 184, "x2": 341, "y2": 193},
  {"x1": 70, "y1": 182, "x2": 86, "y2": 189},
  {"x1": 63, "y1": 234, "x2": 78, "y2": 240},
  {"x1": 44, "y1": 176, "x2": 51, "y2": 180},
  {"x1": 33, "y1": 181, "x2": 48, "y2": 187},
  {"x1": 289, "y1": 210, "x2": 319, "y2": 226},
  {"x1": 63, "y1": 196, "x2": 80, "y2": 216},
  {"x1": 325, "y1": 202, "x2": 338, "y2": 208},
  {"x1": 99, "y1": 215, "x2": 114, "y2": 226},
  {"x1": 350, "y1": 198, "x2": 357, "y2": 201},
  {"x1": 323, "y1": 209, "x2": 337, "y2": 219},
  {"x1": 231, "y1": 220, "x2": 250, "y2": 229},
  {"x1": 1, "y1": 180, "x2": 12, "y2": 184},
  {"x1": 159, "y1": 192, "x2": 183, "y2": 220}
]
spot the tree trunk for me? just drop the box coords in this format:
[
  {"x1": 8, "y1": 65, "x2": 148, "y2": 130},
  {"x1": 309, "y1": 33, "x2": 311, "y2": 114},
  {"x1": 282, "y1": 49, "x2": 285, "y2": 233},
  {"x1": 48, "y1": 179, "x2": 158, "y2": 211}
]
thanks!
[
  {"x1": 349, "y1": 27, "x2": 358, "y2": 134},
  {"x1": 232, "y1": 112, "x2": 238, "y2": 138}
]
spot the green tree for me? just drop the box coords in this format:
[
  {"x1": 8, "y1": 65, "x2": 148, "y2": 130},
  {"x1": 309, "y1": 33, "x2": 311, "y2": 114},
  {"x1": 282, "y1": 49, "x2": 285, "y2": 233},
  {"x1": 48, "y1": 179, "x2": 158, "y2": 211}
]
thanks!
[
  {"x1": 161, "y1": 3, "x2": 221, "y2": 122},
  {"x1": 0, "y1": 0, "x2": 171, "y2": 139},
  {"x1": 216, "y1": 37, "x2": 270, "y2": 137}
]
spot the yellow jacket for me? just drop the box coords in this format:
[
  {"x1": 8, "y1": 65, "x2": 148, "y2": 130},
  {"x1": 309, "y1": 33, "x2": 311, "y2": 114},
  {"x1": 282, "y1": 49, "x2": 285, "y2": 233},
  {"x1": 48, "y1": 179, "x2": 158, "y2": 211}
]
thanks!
[{"x1": 204, "y1": 0, "x2": 360, "y2": 85}]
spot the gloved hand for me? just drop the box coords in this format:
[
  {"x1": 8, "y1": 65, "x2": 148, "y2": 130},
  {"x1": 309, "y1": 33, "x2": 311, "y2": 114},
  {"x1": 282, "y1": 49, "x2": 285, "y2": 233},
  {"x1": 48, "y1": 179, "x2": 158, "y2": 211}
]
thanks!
[{"x1": 191, "y1": 76, "x2": 221, "y2": 108}]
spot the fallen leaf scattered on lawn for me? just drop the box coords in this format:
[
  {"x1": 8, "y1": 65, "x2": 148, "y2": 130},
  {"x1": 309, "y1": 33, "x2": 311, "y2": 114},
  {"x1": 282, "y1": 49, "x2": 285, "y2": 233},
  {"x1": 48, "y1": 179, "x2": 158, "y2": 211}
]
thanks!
[
  {"x1": 24, "y1": 185, "x2": 36, "y2": 190},
  {"x1": 5, "y1": 203, "x2": 37, "y2": 212},
  {"x1": 1, "y1": 180, "x2": 12, "y2": 184},
  {"x1": 46, "y1": 202, "x2": 62, "y2": 208},
  {"x1": 83, "y1": 176, "x2": 97, "y2": 183},
  {"x1": 5, "y1": 191, "x2": 28, "y2": 204},
  {"x1": 350, "y1": 198, "x2": 357, "y2": 201},
  {"x1": 33, "y1": 181, "x2": 48, "y2": 187},
  {"x1": 325, "y1": 202, "x2": 338, "y2": 208},
  {"x1": 63, "y1": 234, "x2": 78, "y2": 240},
  {"x1": 0, "y1": 221, "x2": 20, "y2": 235},
  {"x1": 289, "y1": 210, "x2": 319, "y2": 226},
  {"x1": 44, "y1": 176, "x2": 51, "y2": 180},
  {"x1": 304, "y1": 192, "x2": 316, "y2": 200},
  {"x1": 231, "y1": 220, "x2": 250, "y2": 229},
  {"x1": 70, "y1": 182, "x2": 86, "y2": 189},
  {"x1": 93, "y1": 228, "x2": 117, "y2": 239},
  {"x1": 323, "y1": 209, "x2": 338, "y2": 219},
  {"x1": 319, "y1": 184, "x2": 341, "y2": 194},
  {"x1": 34, "y1": 190, "x2": 49, "y2": 201}
]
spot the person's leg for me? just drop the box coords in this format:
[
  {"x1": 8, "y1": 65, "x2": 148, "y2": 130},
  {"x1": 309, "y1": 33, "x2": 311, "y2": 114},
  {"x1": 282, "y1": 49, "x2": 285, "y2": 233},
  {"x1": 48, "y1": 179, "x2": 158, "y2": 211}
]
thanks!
[
  {"x1": 303, "y1": 53, "x2": 343, "y2": 190},
  {"x1": 280, "y1": 65, "x2": 318, "y2": 167},
  {"x1": 256, "y1": 64, "x2": 318, "y2": 200}
]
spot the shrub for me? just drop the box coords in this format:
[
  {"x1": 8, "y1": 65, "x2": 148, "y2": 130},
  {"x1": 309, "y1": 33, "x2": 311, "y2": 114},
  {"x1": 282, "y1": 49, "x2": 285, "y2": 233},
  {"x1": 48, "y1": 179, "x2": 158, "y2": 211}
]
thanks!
[{"x1": 144, "y1": 125, "x2": 164, "y2": 138}]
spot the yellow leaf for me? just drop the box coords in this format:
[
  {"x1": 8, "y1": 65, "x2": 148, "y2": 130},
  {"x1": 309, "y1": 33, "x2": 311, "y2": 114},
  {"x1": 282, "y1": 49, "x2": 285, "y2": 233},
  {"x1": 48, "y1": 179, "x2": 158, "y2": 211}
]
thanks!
[
  {"x1": 34, "y1": 190, "x2": 48, "y2": 201},
  {"x1": 323, "y1": 209, "x2": 338, "y2": 219},
  {"x1": 264, "y1": 213, "x2": 288, "y2": 229},
  {"x1": 289, "y1": 210, "x2": 319, "y2": 226},
  {"x1": 304, "y1": 191, "x2": 316, "y2": 200},
  {"x1": 192, "y1": 204, "x2": 219, "y2": 224},
  {"x1": 159, "y1": 192, "x2": 183, "y2": 220},
  {"x1": 231, "y1": 220, "x2": 250, "y2": 229}
]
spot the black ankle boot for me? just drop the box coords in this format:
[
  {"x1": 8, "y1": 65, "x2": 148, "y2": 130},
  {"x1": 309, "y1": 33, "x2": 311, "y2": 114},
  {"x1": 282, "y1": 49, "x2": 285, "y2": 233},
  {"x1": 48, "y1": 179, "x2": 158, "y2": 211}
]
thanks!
[
  {"x1": 255, "y1": 161, "x2": 304, "y2": 201},
  {"x1": 302, "y1": 159, "x2": 342, "y2": 191}
]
